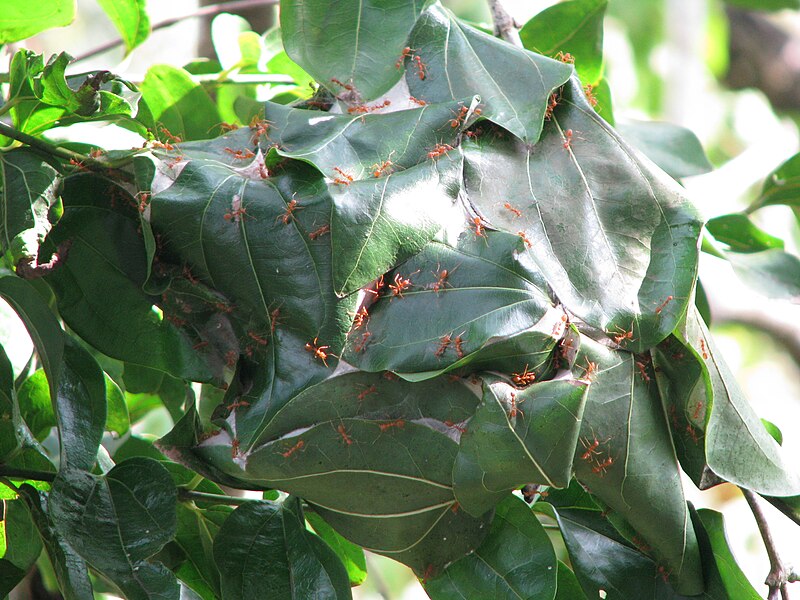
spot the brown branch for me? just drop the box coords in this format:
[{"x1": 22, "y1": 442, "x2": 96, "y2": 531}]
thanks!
[
  {"x1": 73, "y1": 0, "x2": 280, "y2": 64},
  {"x1": 487, "y1": 0, "x2": 523, "y2": 48},
  {"x1": 743, "y1": 488, "x2": 796, "y2": 600}
]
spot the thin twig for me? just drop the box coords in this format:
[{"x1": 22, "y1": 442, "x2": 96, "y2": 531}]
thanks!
[
  {"x1": 743, "y1": 488, "x2": 795, "y2": 600},
  {"x1": 0, "y1": 121, "x2": 96, "y2": 164},
  {"x1": 73, "y1": 0, "x2": 280, "y2": 64},
  {"x1": 487, "y1": 0, "x2": 523, "y2": 48},
  {"x1": 178, "y1": 488, "x2": 253, "y2": 506},
  {"x1": 0, "y1": 467, "x2": 56, "y2": 482}
]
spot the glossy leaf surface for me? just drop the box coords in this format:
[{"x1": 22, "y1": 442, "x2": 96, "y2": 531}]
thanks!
[
  {"x1": 616, "y1": 120, "x2": 713, "y2": 179},
  {"x1": 0, "y1": 1, "x2": 74, "y2": 43},
  {"x1": 96, "y1": 0, "x2": 150, "y2": 55}
]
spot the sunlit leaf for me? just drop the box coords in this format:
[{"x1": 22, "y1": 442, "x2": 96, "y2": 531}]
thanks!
[
  {"x1": 96, "y1": 0, "x2": 150, "y2": 55},
  {"x1": 0, "y1": 1, "x2": 75, "y2": 43}
]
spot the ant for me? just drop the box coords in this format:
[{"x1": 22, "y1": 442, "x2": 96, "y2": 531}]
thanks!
[
  {"x1": 580, "y1": 435, "x2": 603, "y2": 461},
  {"x1": 449, "y1": 104, "x2": 470, "y2": 128},
  {"x1": 699, "y1": 339, "x2": 709, "y2": 359},
  {"x1": 224, "y1": 147, "x2": 255, "y2": 160},
  {"x1": 396, "y1": 46, "x2": 416, "y2": 68},
  {"x1": 353, "y1": 331, "x2": 371, "y2": 353},
  {"x1": 356, "y1": 384, "x2": 377, "y2": 401},
  {"x1": 305, "y1": 337, "x2": 332, "y2": 366},
  {"x1": 579, "y1": 360, "x2": 599, "y2": 382},
  {"x1": 512, "y1": 364, "x2": 536, "y2": 387},
  {"x1": 592, "y1": 457, "x2": 613, "y2": 476},
  {"x1": 378, "y1": 419, "x2": 405, "y2": 432},
  {"x1": 226, "y1": 399, "x2": 251, "y2": 413},
  {"x1": 609, "y1": 323, "x2": 635, "y2": 346},
  {"x1": 555, "y1": 51, "x2": 575, "y2": 64},
  {"x1": 471, "y1": 216, "x2": 487, "y2": 238},
  {"x1": 635, "y1": 360, "x2": 651, "y2": 383},
  {"x1": 332, "y1": 166, "x2": 354, "y2": 185},
  {"x1": 348, "y1": 100, "x2": 391, "y2": 115},
  {"x1": 269, "y1": 306, "x2": 283, "y2": 333},
  {"x1": 372, "y1": 152, "x2": 395, "y2": 177},
  {"x1": 351, "y1": 306, "x2": 370, "y2": 330},
  {"x1": 231, "y1": 438, "x2": 240, "y2": 458},
  {"x1": 453, "y1": 333, "x2": 466, "y2": 358},
  {"x1": 414, "y1": 55, "x2": 427, "y2": 80},
  {"x1": 583, "y1": 84, "x2": 598, "y2": 108},
  {"x1": 159, "y1": 126, "x2": 182, "y2": 144},
  {"x1": 249, "y1": 116, "x2": 272, "y2": 143},
  {"x1": 431, "y1": 264, "x2": 457, "y2": 293},
  {"x1": 248, "y1": 331, "x2": 269, "y2": 346},
  {"x1": 281, "y1": 440, "x2": 305, "y2": 458},
  {"x1": 655, "y1": 295, "x2": 674, "y2": 314},
  {"x1": 388, "y1": 272, "x2": 414, "y2": 297},
  {"x1": 444, "y1": 420, "x2": 467, "y2": 433},
  {"x1": 224, "y1": 195, "x2": 249, "y2": 223},
  {"x1": 309, "y1": 224, "x2": 331, "y2": 239},
  {"x1": 365, "y1": 274, "x2": 386, "y2": 298},
  {"x1": 563, "y1": 129, "x2": 574, "y2": 149},
  {"x1": 435, "y1": 334, "x2": 452, "y2": 357},
  {"x1": 503, "y1": 202, "x2": 522, "y2": 217},
  {"x1": 507, "y1": 392, "x2": 525, "y2": 419},
  {"x1": 518, "y1": 231, "x2": 533, "y2": 248},
  {"x1": 337, "y1": 424, "x2": 353, "y2": 445},
  {"x1": 409, "y1": 96, "x2": 427, "y2": 106},
  {"x1": 427, "y1": 143, "x2": 453, "y2": 160},
  {"x1": 276, "y1": 196, "x2": 303, "y2": 225}
]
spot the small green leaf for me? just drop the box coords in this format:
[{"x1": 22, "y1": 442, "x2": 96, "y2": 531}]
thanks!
[
  {"x1": 306, "y1": 511, "x2": 367, "y2": 586},
  {"x1": 706, "y1": 213, "x2": 784, "y2": 253},
  {"x1": 425, "y1": 495, "x2": 557, "y2": 600},
  {"x1": 697, "y1": 509, "x2": 761, "y2": 599},
  {"x1": 16, "y1": 370, "x2": 55, "y2": 441},
  {"x1": 752, "y1": 152, "x2": 800, "y2": 211},
  {"x1": 104, "y1": 373, "x2": 130, "y2": 435},
  {"x1": 617, "y1": 119, "x2": 713, "y2": 179},
  {"x1": 0, "y1": 1, "x2": 75, "y2": 43},
  {"x1": 726, "y1": 249, "x2": 800, "y2": 300},
  {"x1": 520, "y1": 0, "x2": 607, "y2": 84},
  {"x1": 2, "y1": 499, "x2": 42, "y2": 570},
  {"x1": 554, "y1": 561, "x2": 588, "y2": 600},
  {"x1": 95, "y1": 0, "x2": 150, "y2": 55}
]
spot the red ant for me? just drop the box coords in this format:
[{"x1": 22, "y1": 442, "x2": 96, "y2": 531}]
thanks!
[
  {"x1": 224, "y1": 351, "x2": 238, "y2": 368},
  {"x1": 555, "y1": 51, "x2": 575, "y2": 64},
  {"x1": 388, "y1": 272, "x2": 413, "y2": 297},
  {"x1": 592, "y1": 457, "x2": 613, "y2": 476},
  {"x1": 409, "y1": 96, "x2": 427, "y2": 106},
  {"x1": 449, "y1": 104, "x2": 470, "y2": 128},
  {"x1": 219, "y1": 122, "x2": 239, "y2": 132},
  {"x1": 378, "y1": 419, "x2": 405, "y2": 432},
  {"x1": 453, "y1": 334, "x2": 466, "y2": 358},
  {"x1": 214, "y1": 301, "x2": 234, "y2": 314},
  {"x1": 396, "y1": 46, "x2": 416, "y2": 68},
  {"x1": 226, "y1": 399, "x2": 251, "y2": 413},
  {"x1": 507, "y1": 392, "x2": 525, "y2": 419},
  {"x1": 159, "y1": 126, "x2": 182, "y2": 144},
  {"x1": 330, "y1": 78, "x2": 356, "y2": 92},
  {"x1": 248, "y1": 331, "x2": 269, "y2": 346},
  {"x1": 281, "y1": 440, "x2": 305, "y2": 458},
  {"x1": 309, "y1": 224, "x2": 330, "y2": 239},
  {"x1": 276, "y1": 197, "x2": 303, "y2": 224},
  {"x1": 544, "y1": 92, "x2": 560, "y2": 120},
  {"x1": 250, "y1": 116, "x2": 272, "y2": 143},
  {"x1": 69, "y1": 158, "x2": 89, "y2": 171},
  {"x1": 563, "y1": 129, "x2": 574, "y2": 149},
  {"x1": 365, "y1": 274, "x2": 386, "y2": 298},
  {"x1": 357, "y1": 384, "x2": 377, "y2": 401},
  {"x1": 691, "y1": 401, "x2": 704, "y2": 421},
  {"x1": 332, "y1": 166, "x2": 354, "y2": 185},
  {"x1": 134, "y1": 191, "x2": 150, "y2": 214},
  {"x1": 192, "y1": 340, "x2": 209, "y2": 350},
  {"x1": 583, "y1": 84, "x2": 598, "y2": 108},
  {"x1": 444, "y1": 420, "x2": 467, "y2": 433},
  {"x1": 270, "y1": 307, "x2": 282, "y2": 333},
  {"x1": 580, "y1": 435, "x2": 603, "y2": 461},
  {"x1": 635, "y1": 360, "x2": 651, "y2": 383},
  {"x1": 435, "y1": 334, "x2": 452, "y2": 357},
  {"x1": 372, "y1": 152, "x2": 395, "y2": 177},
  {"x1": 337, "y1": 424, "x2": 353, "y2": 445},
  {"x1": 224, "y1": 195, "x2": 249, "y2": 223},
  {"x1": 699, "y1": 339, "x2": 709, "y2": 359},
  {"x1": 656, "y1": 565, "x2": 671, "y2": 584},
  {"x1": 511, "y1": 365, "x2": 536, "y2": 387},
  {"x1": 224, "y1": 147, "x2": 255, "y2": 160},
  {"x1": 686, "y1": 424, "x2": 701, "y2": 444},
  {"x1": 353, "y1": 331, "x2": 371, "y2": 353},
  {"x1": 231, "y1": 438, "x2": 240, "y2": 458},
  {"x1": 383, "y1": 371, "x2": 398, "y2": 381},
  {"x1": 427, "y1": 143, "x2": 453, "y2": 160},
  {"x1": 305, "y1": 337, "x2": 332, "y2": 366},
  {"x1": 655, "y1": 296, "x2": 674, "y2": 314},
  {"x1": 503, "y1": 202, "x2": 522, "y2": 217},
  {"x1": 348, "y1": 100, "x2": 391, "y2": 115},
  {"x1": 471, "y1": 216, "x2": 487, "y2": 238},
  {"x1": 414, "y1": 55, "x2": 427, "y2": 80},
  {"x1": 351, "y1": 306, "x2": 370, "y2": 330},
  {"x1": 518, "y1": 231, "x2": 532, "y2": 248},
  {"x1": 431, "y1": 265, "x2": 455, "y2": 293},
  {"x1": 609, "y1": 323, "x2": 635, "y2": 345}
]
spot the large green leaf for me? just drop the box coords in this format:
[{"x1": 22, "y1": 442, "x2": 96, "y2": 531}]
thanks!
[
  {"x1": 519, "y1": 0, "x2": 607, "y2": 85},
  {"x1": 668, "y1": 308, "x2": 800, "y2": 495},
  {"x1": 343, "y1": 235, "x2": 561, "y2": 377},
  {"x1": 463, "y1": 77, "x2": 702, "y2": 351},
  {"x1": 49, "y1": 457, "x2": 179, "y2": 600},
  {"x1": 453, "y1": 378, "x2": 588, "y2": 516},
  {"x1": 0, "y1": 149, "x2": 60, "y2": 258},
  {"x1": 1, "y1": 498, "x2": 42, "y2": 571},
  {"x1": 280, "y1": 0, "x2": 427, "y2": 99},
  {"x1": 43, "y1": 175, "x2": 216, "y2": 383},
  {"x1": 616, "y1": 120, "x2": 713, "y2": 179},
  {"x1": 16, "y1": 485, "x2": 93, "y2": 600},
  {"x1": 96, "y1": 0, "x2": 150, "y2": 55},
  {"x1": 425, "y1": 494, "x2": 557, "y2": 600},
  {"x1": 213, "y1": 497, "x2": 351, "y2": 599},
  {"x1": 726, "y1": 249, "x2": 800, "y2": 300},
  {"x1": 696, "y1": 509, "x2": 761, "y2": 599},
  {"x1": 305, "y1": 511, "x2": 367, "y2": 586},
  {"x1": 0, "y1": 1, "x2": 75, "y2": 43},
  {"x1": 572, "y1": 337, "x2": 703, "y2": 595},
  {"x1": 407, "y1": 5, "x2": 572, "y2": 144},
  {"x1": 171, "y1": 504, "x2": 230, "y2": 599},
  {"x1": 706, "y1": 213, "x2": 784, "y2": 253}
]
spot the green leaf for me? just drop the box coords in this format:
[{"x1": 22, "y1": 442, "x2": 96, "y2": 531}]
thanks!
[
  {"x1": 696, "y1": 509, "x2": 761, "y2": 599},
  {"x1": 572, "y1": 337, "x2": 703, "y2": 595},
  {"x1": 49, "y1": 457, "x2": 179, "y2": 600},
  {"x1": 671, "y1": 308, "x2": 800, "y2": 495},
  {"x1": 554, "y1": 561, "x2": 588, "y2": 600},
  {"x1": 463, "y1": 77, "x2": 702, "y2": 351},
  {"x1": 7, "y1": 50, "x2": 65, "y2": 135},
  {"x1": 752, "y1": 152, "x2": 800, "y2": 211},
  {"x1": 0, "y1": 560, "x2": 26, "y2": 596},
  {"x1": 0, "y1": 1, "x2": 75, "y2": 43},
  {"x1": 726, "y1": 249, "x2": 800, "y2": 300},
  {"x1": 305, "y1": 511, "x2": 367, "y2": 586},
  {"x1": 104, "y1": 373, "x2": 129, "y2": 435},
  {"x1": 0, "y1": 149, "x2": 60, "y2": 258},
  {"x1": 172, "y1": 504, "x2": 230, "y2": 598},
  {"x1": 706, "y1": 213, "x2": 784, "y2": 253},
  {"x1": 280, "y1": 0, "x2": 426, "y2": 99},
  {"x1": 616, "y1": 119, "x2": 713, "y2": 179},
  {"x1": 95, "y1": 0, "x2": 150, "y2": 55},
  {"x1": 725, "y1": 0, "x2": 799, "y2": 10},
  {"x1": 213, "y1": 498, "x2": 352, "y2": 599},
  {"x1": 16, "y1": 485, "x2": 93, "y2": 600},
  {"x1": 139, "y1": 65, "x2": 222, "y2": 141},
  {"x1": 2, "y1": 498, "x2": 42, "y2": 570},
  {"x1": 43, "y1": 175, "x2": 216, "y2": 383},
  {"x1": 519, "y1": 0, "x2": 607, "y2": 85},
  {"x1": 344, "y1": 236, "x2": 560, "y2": 377},
  {"x1": 407, "y1": 5, "x2": 573, "y2": 143},
  {"x1": 453, "y1": 378, "x2": 588, "y2": 516},
  {"x1": 424, "y1": 495, "x2": 557, "y2": 600},
  {"x1": 17, "y1": 370, "x2": 55, "y2": 441}
]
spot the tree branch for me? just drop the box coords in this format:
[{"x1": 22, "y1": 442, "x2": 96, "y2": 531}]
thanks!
[
  {"x1": 178, "y1": 488, "x2": 253, "y2": 505},
  {"x1": 0, "y1": 467, "x2": 56, "y2": 482},
  {"x1": 487, "y1": 0, "x2": 523, "y2": 48},
  {"x1": 73, "y1": 0, "x2": 280, "y2": 64},
  {"x1": 743, "y1": 488, "x2": 796, "y2": 600}
]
